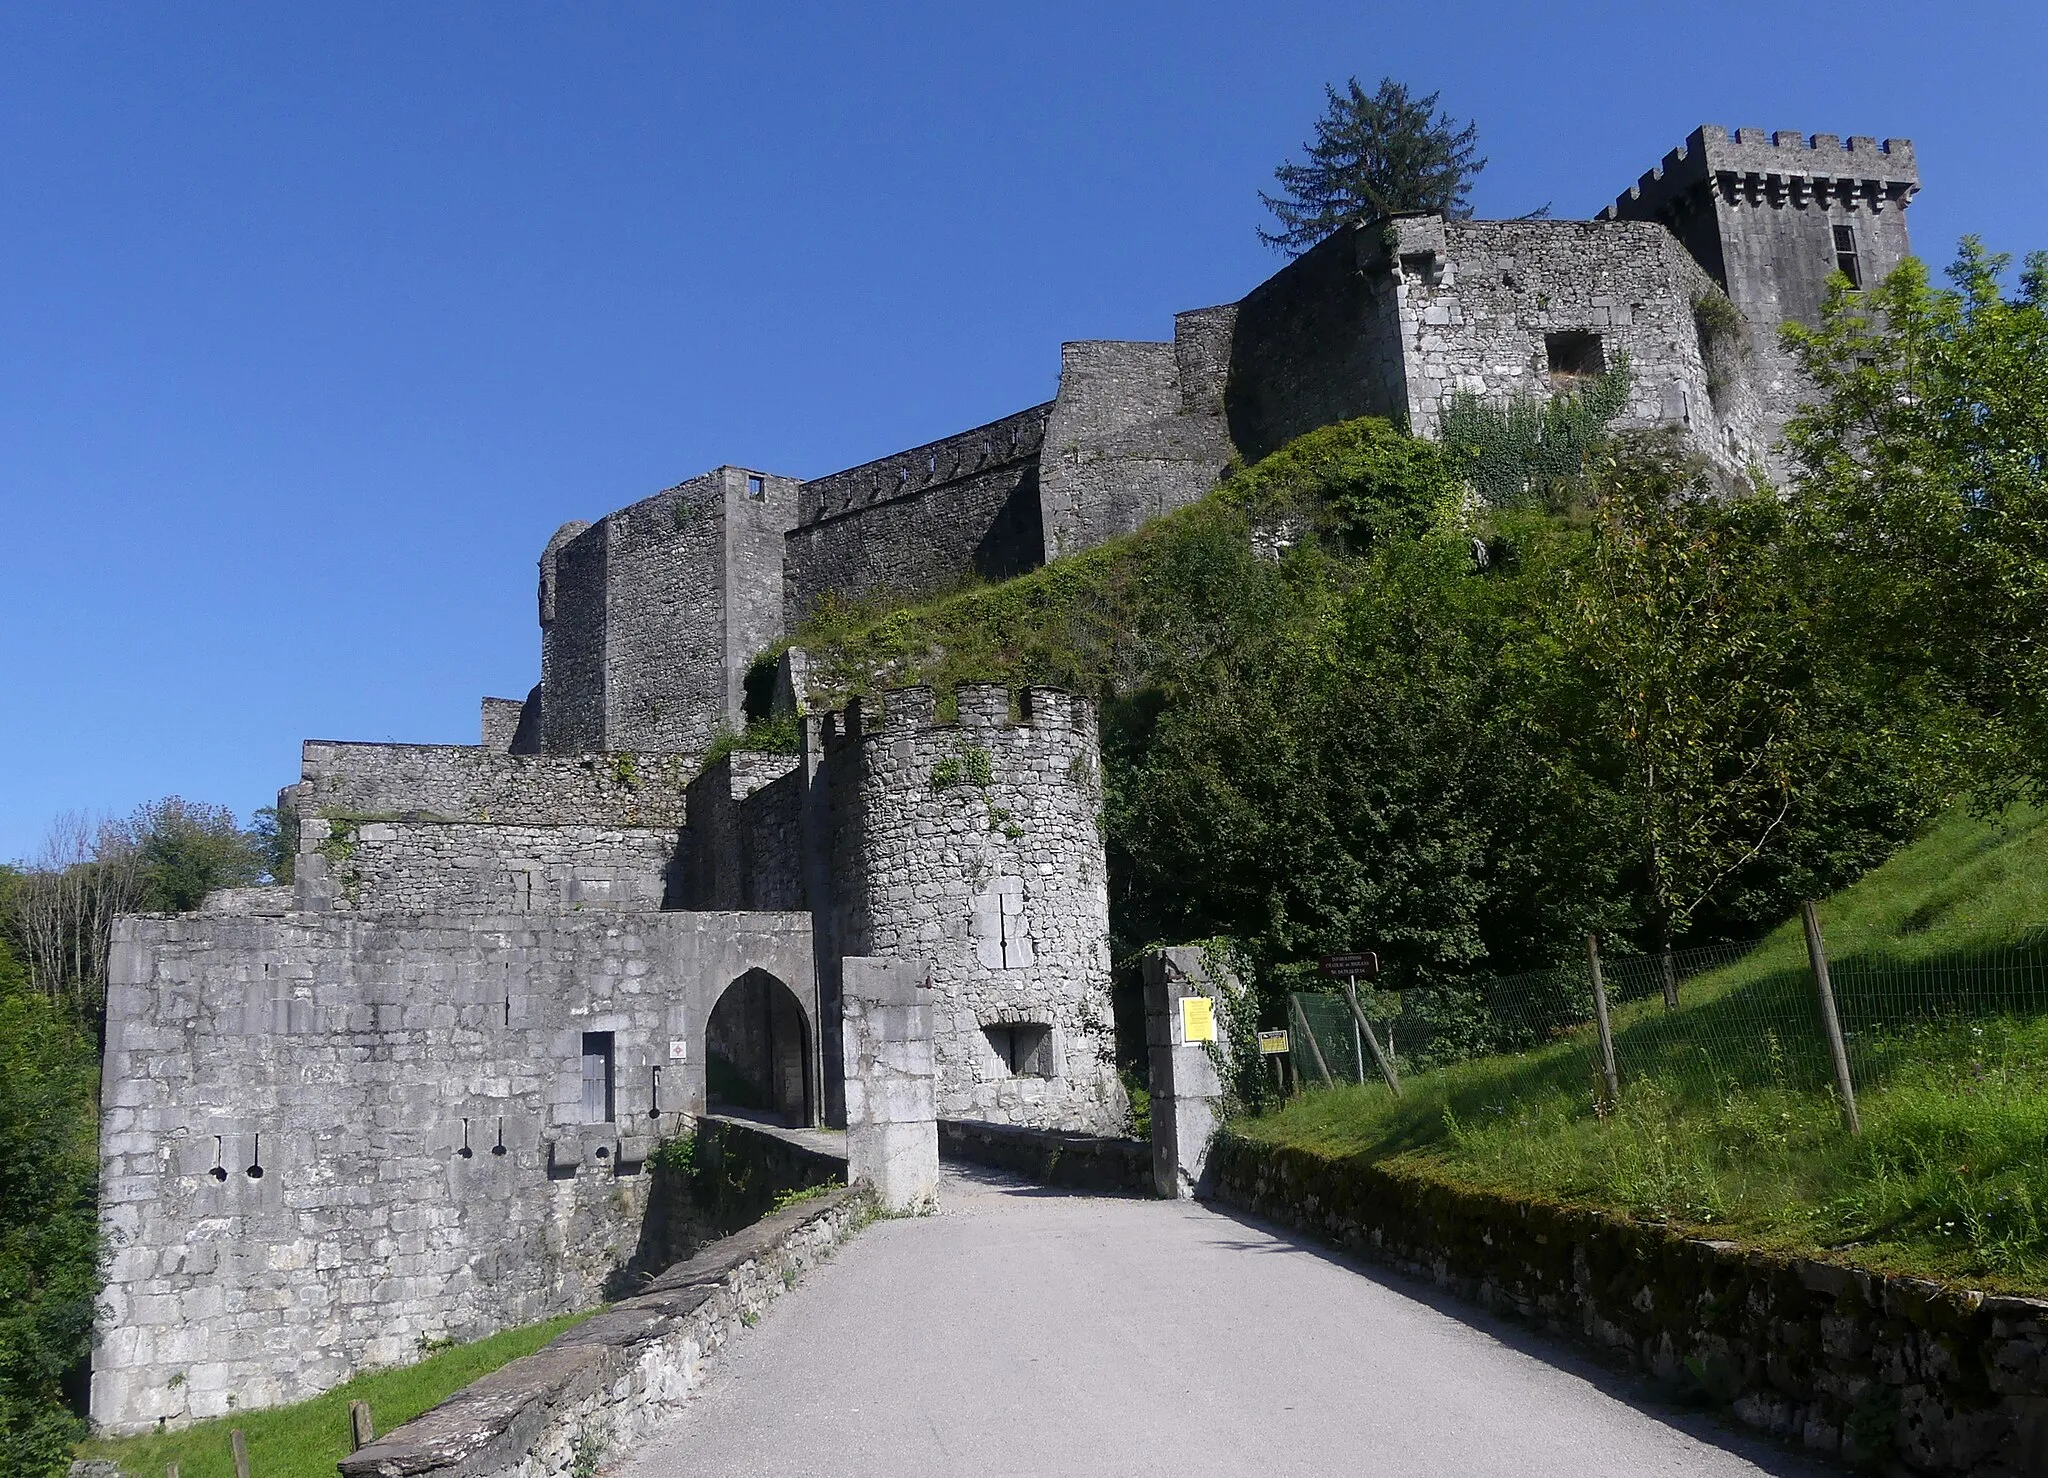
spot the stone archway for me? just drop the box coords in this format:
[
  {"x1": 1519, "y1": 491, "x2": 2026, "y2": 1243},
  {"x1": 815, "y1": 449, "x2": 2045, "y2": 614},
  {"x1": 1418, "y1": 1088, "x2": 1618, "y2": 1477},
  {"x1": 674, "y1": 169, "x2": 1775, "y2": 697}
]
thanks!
[{"x1": 704, "y1": 968, "x2": 813, "y2": 1127}]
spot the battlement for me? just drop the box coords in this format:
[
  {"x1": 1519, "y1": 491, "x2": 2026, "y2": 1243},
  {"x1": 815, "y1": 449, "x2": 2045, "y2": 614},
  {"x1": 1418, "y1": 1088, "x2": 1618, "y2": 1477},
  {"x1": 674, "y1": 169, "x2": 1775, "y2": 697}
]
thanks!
[
  {"x1": 823, "y1": 684, "x2": 1095, "y2": 750},
  {"x1": 797, "y1": 404, "x2": 1052, "y2": 528},
  {"x1": 1601, "y1": 124, "x2": 1919, "y2": 221}
]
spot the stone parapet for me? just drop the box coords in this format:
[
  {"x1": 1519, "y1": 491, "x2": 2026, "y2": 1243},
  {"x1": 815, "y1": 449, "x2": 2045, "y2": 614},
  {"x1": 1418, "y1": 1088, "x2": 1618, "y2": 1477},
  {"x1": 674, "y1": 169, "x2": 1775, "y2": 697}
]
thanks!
[
  {"x1": 937, "y1": 1119, "x2": 1151, "y2": 1196},
  {"x1": 339, "y1": 1187, "x2": 872, "y2": 1478},
  {"x1": 1210, "y1": 1136, "x2": 2048, "y2": 1474}
]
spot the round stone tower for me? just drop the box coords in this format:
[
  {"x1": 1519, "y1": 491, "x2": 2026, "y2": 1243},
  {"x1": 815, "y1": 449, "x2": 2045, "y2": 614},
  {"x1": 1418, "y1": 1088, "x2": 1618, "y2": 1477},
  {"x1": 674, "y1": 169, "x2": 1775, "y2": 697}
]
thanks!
[{"x1": 828, "y1": 682, "x2": 1127, "y2": 1134}]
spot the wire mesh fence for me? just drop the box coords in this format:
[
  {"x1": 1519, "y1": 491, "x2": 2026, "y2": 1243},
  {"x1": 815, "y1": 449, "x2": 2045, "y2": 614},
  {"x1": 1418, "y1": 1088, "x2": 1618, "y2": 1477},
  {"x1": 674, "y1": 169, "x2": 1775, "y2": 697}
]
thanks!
[{"x1": 1286, "y1": 921, "x2": 2048, "y2": 1118}]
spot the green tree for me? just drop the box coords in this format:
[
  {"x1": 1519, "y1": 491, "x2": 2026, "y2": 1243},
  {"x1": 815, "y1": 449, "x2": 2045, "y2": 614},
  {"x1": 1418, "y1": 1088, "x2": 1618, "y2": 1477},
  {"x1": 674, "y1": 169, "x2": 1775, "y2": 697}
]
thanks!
[
  {"x1": 1547, "y1": 438, "x2": 1935, "y2": 963},
  {"x1": 132, "y1": 797, "x2": 265, "y2": 913},
  {"x1": 0, "y1": 936, "x2": 101, "y2": 1477},
  {"x1": 1783, "y1": 239, "x2": 2048, "y2": 799},
  {"x1": 1258, "y1": 77, "x2": 1484, "y2": 256}
]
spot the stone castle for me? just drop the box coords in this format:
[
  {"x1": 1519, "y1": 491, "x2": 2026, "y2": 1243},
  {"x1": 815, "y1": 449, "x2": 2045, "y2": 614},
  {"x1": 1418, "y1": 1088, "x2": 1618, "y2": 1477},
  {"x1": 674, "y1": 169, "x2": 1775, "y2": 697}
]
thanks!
[{"x1": 92, "y1": 125, "x2": 1920, "y2": 1432}]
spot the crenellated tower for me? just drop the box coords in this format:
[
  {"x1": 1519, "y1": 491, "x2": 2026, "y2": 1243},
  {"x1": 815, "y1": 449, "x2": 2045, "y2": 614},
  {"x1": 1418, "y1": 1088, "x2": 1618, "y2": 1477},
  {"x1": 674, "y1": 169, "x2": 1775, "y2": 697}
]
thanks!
[
  {"x1": 820, "y1": 683, "x2": 1126, "y2": 1134},
  {"x1": 1602, "y1": 126, "x2": 1920, "y2": 414}
]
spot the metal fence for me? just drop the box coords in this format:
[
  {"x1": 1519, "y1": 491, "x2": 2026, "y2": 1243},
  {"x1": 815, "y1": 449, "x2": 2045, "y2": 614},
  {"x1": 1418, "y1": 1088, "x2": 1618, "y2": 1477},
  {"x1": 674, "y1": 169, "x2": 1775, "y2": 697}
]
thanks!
[{"x1": 1286, "y1": 918, "x2": 2048, "y2": 1122}]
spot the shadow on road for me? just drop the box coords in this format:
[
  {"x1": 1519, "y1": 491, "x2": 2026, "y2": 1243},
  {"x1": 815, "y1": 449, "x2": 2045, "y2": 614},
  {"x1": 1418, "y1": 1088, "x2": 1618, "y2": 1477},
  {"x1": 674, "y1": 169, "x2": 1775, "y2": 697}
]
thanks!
[{"x1": 1188, "y1": 1195, "x2": 1841, "y2": 1478}]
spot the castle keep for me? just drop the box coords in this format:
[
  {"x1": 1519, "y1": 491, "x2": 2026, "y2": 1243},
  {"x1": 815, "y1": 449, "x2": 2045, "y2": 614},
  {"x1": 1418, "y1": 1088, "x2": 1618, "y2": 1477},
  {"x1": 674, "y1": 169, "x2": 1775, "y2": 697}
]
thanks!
[{"x1": 92, "y1": 125, "x2": 1919, "y2": 1432}]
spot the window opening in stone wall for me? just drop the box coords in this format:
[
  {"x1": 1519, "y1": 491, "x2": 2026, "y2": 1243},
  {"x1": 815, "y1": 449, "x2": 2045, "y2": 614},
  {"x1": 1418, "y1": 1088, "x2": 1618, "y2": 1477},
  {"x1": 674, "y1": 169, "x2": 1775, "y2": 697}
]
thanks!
[
  {"x1": 581, "y1": 1031, "x2": 616, "y2": 1123},
  {"x1": 746, "y1": 473, "x2": 766, "y2": 500},
  {"x1": 1546, "y1": 331, "x2": 1606, "y2": 386},
  {"x1": 984, "y1": 1022, "x2": 1053, "y2": 1077},
  {"x1": 1833, "y1": 224, "x2": 1863, "y2": 288}
]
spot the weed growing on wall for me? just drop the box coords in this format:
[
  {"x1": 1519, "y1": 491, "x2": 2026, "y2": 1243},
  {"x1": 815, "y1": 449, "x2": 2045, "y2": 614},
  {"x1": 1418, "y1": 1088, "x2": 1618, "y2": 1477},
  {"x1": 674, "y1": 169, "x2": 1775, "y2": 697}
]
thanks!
[
  {"x1": 1438, "y1": 361, "x2": 1632, "y2": 508},
  {"x1": 930, "y1": 747, "x2": 993, "y2": 792}
]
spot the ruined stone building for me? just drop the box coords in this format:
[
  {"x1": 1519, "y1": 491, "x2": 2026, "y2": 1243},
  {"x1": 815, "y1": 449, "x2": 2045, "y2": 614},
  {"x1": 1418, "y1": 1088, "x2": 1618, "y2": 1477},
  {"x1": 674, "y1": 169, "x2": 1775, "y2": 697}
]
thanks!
[{"x1": 93, "y1": 124, "x2": 1919, "y2": 1432}]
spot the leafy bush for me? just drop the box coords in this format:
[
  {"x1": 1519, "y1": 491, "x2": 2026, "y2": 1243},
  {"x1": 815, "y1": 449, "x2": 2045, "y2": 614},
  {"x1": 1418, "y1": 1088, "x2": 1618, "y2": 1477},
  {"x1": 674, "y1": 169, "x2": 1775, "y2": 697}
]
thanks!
[{"x1": 0, "y1": 939, "x2": 100, "y2": 1477}]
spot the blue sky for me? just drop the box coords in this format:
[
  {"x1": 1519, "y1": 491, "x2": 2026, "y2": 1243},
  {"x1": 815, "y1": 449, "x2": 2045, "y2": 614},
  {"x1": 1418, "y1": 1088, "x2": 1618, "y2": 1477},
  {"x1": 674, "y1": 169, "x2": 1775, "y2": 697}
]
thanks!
[{"x1": 2, "y1": 1, "x2": 2041, "y2": 861}]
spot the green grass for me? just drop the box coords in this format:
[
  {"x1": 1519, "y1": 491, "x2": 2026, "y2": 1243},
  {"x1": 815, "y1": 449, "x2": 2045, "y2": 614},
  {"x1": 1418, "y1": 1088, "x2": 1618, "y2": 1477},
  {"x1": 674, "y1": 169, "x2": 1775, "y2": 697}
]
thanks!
[
  {"x1": 1236, "y1": 804, "x2": 2048, "y2": 1290},
  {"x1": 77, "y1": 1309, "x2": 595, "y2": 1478}
]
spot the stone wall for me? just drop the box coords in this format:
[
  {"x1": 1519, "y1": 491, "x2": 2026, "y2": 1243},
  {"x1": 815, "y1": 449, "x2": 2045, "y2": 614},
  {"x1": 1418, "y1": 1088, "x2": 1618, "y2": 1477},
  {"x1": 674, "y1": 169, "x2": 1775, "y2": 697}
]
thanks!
[
  {"x1": 1226, "y1": 218, "x2": 1411, "y2": 463},
  {"x1": 1605, "y1": 125, "x2": 1919, "y2": 452},
  {"x1": 297, "y1": 742, "x2": 691, "y2": 829},
  {"x1": 537, "y1": 467, "x2": 799, "y2": 759},
  {"x1": 824, "y1": 684, "x2": 1126, "y2": 1134},
  {"x1": 678, "y1": 751, "x2": 803, "y2": 912},
  {"x1": 337, "y1": 1188, "x2": 871, "y2": 1478},
  {"x1": 937, "y1": 1119, "x2": 1150, "y2": 1195},
  {"x1": 297, "y1": 817, "x2": 680, "y2": 914},
  {"x1": 1226, "y1": 212, "x2": 1766, "y2": 478},
  {"x1": 1406, "y1": 217, "x2": 1765, "y2": 473},
  {"x1": 1210, "y1": 1136, "x2": 2048, "y2": 1475},
  {"x1": 93, "y1": 908, "x2": 815, "y2": 1433},
  {"x1": 782, "y1": 405, "x2": 1051, "y2": 626},
  {"x1": 1037, "y1": 315, "x2": 1238, "y2": 560},
  {"x1": 538, "y1": 520, "x2": 606, "y2": 755},
  {"x1": 481, "y1": 698, "x2": 526, "y2": 753}
]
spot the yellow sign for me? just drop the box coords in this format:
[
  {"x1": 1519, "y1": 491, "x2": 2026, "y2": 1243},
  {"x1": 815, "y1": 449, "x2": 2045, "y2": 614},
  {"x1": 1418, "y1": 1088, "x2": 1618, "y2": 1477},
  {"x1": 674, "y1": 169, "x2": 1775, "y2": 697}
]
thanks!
[
  {"x1": 1180, "y1": 996, "x2": 1216, "y2": 1043},
  {"x1": 1258, "y1": 1030, "x2": 1290, "y2": 1056}
]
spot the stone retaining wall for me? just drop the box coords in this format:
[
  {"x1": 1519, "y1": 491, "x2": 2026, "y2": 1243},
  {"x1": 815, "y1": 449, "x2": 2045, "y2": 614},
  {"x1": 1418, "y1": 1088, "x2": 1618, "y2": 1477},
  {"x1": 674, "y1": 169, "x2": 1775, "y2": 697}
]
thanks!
[
  {"x1": 1208, "y1": 1135, "x2": 2048, "y2": 1475},
  {"x1": 339, "y1": 1187, "x2": 873, "y2": 1478},
  {"x1": 938, "y1": 1119, "x2": 1151, "y2": 1196}
]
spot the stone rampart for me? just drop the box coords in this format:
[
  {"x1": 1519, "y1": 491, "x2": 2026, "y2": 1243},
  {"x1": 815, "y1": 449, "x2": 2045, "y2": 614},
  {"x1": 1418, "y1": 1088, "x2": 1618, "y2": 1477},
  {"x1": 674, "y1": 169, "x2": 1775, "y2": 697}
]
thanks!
[
  {"x1": 1409, "y1": 218, "x2": 1764, "y2": 469},
  {"x1": 297, "y1": 818, "x2": 680, "y2": 914},
  {"x1": 782, "y1": 404, "x2": 1050, "y2": 625},
  {"x1": 94, "y1": 908, "x2": 815, "y2": 1433},
  {"x1": 824, "y1": 684, "x2": 1126, "y2": 1134},
  {"x1": 1209, "y1": 1135, "x2": 2048, "y2": 1475},
  {"x1": 1225, "y1": 217, "x2": 1411, "y2": 463},
  {"x1": 298, "y1": 743, "x2": 691, "y2": 829},
  {"x1": 1037, "y1": 323, "x2": 1237, "y2": 560}
]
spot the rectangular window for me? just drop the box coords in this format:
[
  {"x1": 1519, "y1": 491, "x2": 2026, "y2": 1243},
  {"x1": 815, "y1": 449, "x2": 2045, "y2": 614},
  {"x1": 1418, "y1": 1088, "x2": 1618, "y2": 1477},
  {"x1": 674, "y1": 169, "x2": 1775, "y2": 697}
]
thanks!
[
  {"x1": 984, "y1": 1023, "x2": 1052, "y2": 1077},
  {"x1": 745, "y1": 474, "x2": 766, "y2": 500},
  {"x1": 1833, "y1": 224, "x2": 1863, "y2": 288},
  {"x1": 1545, "y1": 330, "x2": 1606, "y2": 386},
  {"x1": 581, "y1": 1031, "x2": 615, "y2": 1123}
]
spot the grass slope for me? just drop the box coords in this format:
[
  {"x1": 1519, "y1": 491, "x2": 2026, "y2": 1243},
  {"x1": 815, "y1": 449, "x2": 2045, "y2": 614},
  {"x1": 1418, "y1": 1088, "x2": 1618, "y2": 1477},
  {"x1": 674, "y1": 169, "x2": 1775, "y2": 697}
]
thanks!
[
  {"x1": 1237, "y1": 804, "x2": 2048, "y2": 1290},
  {"x1": 77, "y1": 1310, "x2": 593, "y2": 1478}
]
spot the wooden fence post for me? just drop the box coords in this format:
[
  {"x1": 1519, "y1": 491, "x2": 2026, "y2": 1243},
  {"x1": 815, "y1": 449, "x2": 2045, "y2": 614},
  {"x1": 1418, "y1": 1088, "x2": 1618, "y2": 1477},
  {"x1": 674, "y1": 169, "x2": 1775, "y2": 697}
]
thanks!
[
  {"x1": 1658, "y1": 945, "x2": 1680, "y2": 1010},
  {"x1": 349, "y1": 1399, "x2": 375, "y2": 1451},
  {"x1": 1587, "y1": 933, "x2": 1619, "y2": 1108},
  {"x1": 1339, "y1": 977, "x2": 1401, "y2": 1097},
  {"x1": 1801, "y1": 901, "x2": 1862, "y2": 1135},
  {"x1": 230, "y1": 1429, "x2": 250, "y2": 1478},
  {"x1": 1288, "y1": 995, "x2": 1336, "y2": 1088}
]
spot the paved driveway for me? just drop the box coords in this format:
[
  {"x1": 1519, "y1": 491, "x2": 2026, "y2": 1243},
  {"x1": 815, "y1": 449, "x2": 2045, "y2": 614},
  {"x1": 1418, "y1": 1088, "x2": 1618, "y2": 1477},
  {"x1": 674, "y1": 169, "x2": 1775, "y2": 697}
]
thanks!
[{"x1": 614, "y1": 1167, "x2": 1829, "y2": 1477}]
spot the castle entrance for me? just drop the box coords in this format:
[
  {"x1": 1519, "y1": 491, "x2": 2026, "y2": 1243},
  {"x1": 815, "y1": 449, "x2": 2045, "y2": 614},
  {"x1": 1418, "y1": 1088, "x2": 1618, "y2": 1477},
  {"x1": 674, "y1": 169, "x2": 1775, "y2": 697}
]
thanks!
[{"x1": 704, "y1": 968, "x2": 812, "y2": 1126}]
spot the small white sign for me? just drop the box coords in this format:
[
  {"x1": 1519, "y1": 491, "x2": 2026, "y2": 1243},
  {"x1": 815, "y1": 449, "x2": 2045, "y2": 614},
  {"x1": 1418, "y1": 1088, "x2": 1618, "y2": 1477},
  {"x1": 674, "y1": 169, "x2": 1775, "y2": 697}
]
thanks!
[{"x1": 668, "y1": 1039, "x2": 687, "y2": 1061}]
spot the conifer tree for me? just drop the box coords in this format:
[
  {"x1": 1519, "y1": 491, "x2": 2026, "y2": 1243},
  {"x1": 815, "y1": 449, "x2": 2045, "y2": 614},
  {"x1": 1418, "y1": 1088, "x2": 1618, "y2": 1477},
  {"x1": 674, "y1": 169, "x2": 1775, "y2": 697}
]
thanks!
[{"x1": 1259, "y1": 77, "x2": 1484, "y2": 256}]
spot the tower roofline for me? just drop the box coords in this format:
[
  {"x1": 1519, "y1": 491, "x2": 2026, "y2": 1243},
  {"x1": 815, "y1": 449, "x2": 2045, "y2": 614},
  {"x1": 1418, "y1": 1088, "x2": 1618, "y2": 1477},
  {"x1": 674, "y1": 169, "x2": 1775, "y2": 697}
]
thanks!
[{"x1": 1600, "y1": 125, "x2": 1919, "y2": 222}]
